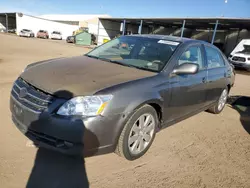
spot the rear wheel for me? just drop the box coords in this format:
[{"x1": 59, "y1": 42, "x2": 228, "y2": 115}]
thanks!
[
  {"x1": 115, "y1": 105, "x2": 158, "y2": 160},
  {"x1": 207, "y1": 88, "x2": 228, "y2": 114}
]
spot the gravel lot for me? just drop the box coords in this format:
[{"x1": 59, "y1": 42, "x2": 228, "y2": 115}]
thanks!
[{"x1": 0, "y1": 33, "x2": 249, "y2": 188}]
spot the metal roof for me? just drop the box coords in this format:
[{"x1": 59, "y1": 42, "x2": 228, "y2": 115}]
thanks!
[
  {"x1": 100, "y1": 17, "x2": 250, "y2": 21},
  {"x1": 99, "y1": 17, "x2": 250, "y2": 29}
]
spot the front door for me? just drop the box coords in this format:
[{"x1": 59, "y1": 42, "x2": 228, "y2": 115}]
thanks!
[{"x1": 164, "y1": 45, "x2": 208, "y2": 122}]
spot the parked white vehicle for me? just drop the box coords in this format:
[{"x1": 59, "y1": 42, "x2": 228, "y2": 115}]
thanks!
[
  {"x1": 51, "y1": 31, "x2": 62, "y2": 40},
  {"x1": 228, "y1": 39, "x2": 250, "y2": 71},
  {"x1": 19, "y1": 29, "x2": 35, "y2": 37},
  {"x1": 0, "y1": 23, "x2": 6, "y2": 33}
]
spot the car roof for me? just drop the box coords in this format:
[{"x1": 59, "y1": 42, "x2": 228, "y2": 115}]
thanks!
[{"x1": 127, "y1": 34, "x2": 211, "y2": 45}]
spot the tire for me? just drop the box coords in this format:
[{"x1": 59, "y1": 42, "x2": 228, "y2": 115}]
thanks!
[
  {"x1": 207, "y1": 88, "x2": 228, "y2": 114},
  {"x1": 115, "y1": 105, "x2": 158, "y2": 160}
]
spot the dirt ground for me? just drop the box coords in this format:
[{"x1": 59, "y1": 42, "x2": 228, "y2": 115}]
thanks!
[{"x1": 0, "y1": 33, "x2": 249, "y2": 188}]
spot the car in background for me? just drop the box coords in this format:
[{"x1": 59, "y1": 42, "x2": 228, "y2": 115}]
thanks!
[
  {"x1": 37, "y1": 30, "x2": 49, "y2": 39},
  {"x1": 51, "y1": 31, "x2": 62, "y2": 40},
  {"x1": 8, "y1": 29, "x2": 17, "y2": 34},
  {"x1": 228, "y1": 39, "x2": 250, "y2": 72},
  {"x1": 19, "y1": 29, "x2": 35, "y2": 37},
  {"x1": 0, "y1": 28, "x2": 6, "y2": 33},
  {"x1": 66, "y1": 35, "x2": 75, "y2": 43},
  {"x1": 10, "y1": 35, "x2": 235, "y2": 161}
]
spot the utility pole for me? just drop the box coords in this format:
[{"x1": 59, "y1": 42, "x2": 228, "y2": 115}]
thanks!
[{"x1": 5, "y1": 14, "x2": 8, "y2": 32}]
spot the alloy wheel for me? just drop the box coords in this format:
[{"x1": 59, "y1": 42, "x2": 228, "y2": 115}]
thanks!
[
  {"x1": 128, "y1": 113, "x2": 155, "y2": 155},
  {"x1": 218, "y1": 89, "x2": 228, "y2": 111}
]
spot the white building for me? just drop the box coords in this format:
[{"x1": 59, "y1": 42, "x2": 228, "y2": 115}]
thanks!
[
  {"x1": 0, "y1": 13, "x2": 111, "y2": 40},
  {"x1": 39, "y1": 14, "x2": 111, "y2": 36}
]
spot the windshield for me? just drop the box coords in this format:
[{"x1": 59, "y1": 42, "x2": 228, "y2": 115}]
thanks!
[
  {"x1": 86, "y1": 36, "x2": 180, "y2": 72},
  {"x1": 238, "y1": 45, "x2": 250, "y2": 54},
  {"x1": 52, "y1": 31, "x2": 60, "y2": 34},
  {"x1": 23, "y1": 29, "x2": 30, "y2": 32}
]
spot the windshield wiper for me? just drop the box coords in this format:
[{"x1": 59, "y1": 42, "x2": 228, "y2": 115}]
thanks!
[
  {"x1": 109, "y1": 60, "x2": 158, "y2": 72},
  {"x1": 85, "y1": 55, "x2": 115, "y2": 63},
  {"x1": 86, "y1": 55, "x2": 157, "y2": 72},
  {"x1": 85, "y1": 54, "x2": 99, "y2": 59},
  {"x1": 128, "y1": 64, "x2": 158, "y2": 72}
]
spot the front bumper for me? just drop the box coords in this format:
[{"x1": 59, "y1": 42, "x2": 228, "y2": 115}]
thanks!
[
  {"x1": 229, "y1": 60, "x2": 250, "y2": 70},
  {"x1": 10, "y1": 94, "x2": 124, "y2": 157},
  {"x1": 51, "y1": 35, "x2": 61, "y2": 39},
  {"x1": 20, "y1": 33, "x2": 30, "y2": 37}
]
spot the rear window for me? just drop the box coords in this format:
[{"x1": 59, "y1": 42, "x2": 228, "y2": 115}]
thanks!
[{"x1": 39, "y1": 30, "x2": 46, "y2": 33}]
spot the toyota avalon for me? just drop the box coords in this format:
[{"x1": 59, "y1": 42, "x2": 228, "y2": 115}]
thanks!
[{"x1": 10, "y1": 35, "x2": 235, "y2": 160}]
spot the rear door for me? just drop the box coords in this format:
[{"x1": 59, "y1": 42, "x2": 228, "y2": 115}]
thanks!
[
  {"x1": 165, "y1": 44, "x2": 208, "y2": 122},
  {"x1": 204, "y1": 45, "x2": 227, "y2": 106}
]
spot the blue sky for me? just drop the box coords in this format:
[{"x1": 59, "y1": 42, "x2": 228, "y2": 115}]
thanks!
[{"x1": 0, "y1": 0, "x2": 250, "y2": 18}]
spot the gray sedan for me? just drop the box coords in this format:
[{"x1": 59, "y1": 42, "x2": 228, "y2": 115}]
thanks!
[{"x1": 10, "y1": 35, "x2": 235, "y2": 160}]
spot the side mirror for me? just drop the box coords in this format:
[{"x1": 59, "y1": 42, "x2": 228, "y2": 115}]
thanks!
[{"x1": 172, "y1": 63, "x2": 199, "y2": 75}]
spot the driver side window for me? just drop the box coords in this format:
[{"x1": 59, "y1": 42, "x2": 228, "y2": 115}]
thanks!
[{"x1": 178, "y1": 46, "x2": 204, "y2": 70}]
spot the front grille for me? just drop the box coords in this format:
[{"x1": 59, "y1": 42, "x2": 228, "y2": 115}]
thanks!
[
  {"x1": 11, "y1": 78, "x2": 54, "y2": 113},
  {"x1": 232, "y1": 56, "x2": 246, "y2": 62}
]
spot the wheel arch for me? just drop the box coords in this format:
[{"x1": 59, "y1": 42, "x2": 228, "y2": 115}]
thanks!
[{"x1": 113, "y1": 97, "x2": 164, "y2": 148}]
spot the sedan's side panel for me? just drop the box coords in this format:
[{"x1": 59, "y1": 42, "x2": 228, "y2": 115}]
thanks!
[
  {"x1": 205, "y1": 67, "x2": 227, "y2": 105},
  {"x1": 162, "y1": 42, "x2": 208, "y2": 123},
  {"x1": 165, "y1": 70, "x2": 207, "y2": 122}
]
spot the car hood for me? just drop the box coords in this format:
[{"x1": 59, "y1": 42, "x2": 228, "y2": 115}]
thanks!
[
  {"x1": 21, "y1": 56, "x2": 156, "y2": 98},
  {"x1": 235, "y1": 52, "x2": 250, "y2": 56}
]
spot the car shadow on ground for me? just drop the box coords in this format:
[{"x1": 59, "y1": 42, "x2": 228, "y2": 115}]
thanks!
[
  {"x1": 26, "y1": 90, "x2": 100, "y2": 188},
  {"x1": 227, "y1": 95, "x2": 250, "y2": 134}
]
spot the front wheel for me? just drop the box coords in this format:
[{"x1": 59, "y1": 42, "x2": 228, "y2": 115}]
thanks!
[
  {"x1": 115, "y1": 105, "x2": 158, "y2": 160},
  {"x1": 207, "y1": 88, "x2": 228, "y2": 114}
]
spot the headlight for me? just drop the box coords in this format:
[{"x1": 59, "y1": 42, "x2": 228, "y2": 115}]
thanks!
[{"x1": 57, "y1": 95, "x2": 113, "y2": 116}]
